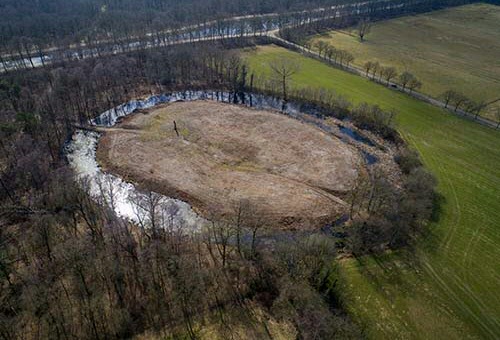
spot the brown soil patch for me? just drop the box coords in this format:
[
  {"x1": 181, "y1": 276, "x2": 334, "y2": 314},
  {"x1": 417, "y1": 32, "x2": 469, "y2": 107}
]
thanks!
[{"x1": 97, "y1": 101, "x2": 364, "y2": 229}]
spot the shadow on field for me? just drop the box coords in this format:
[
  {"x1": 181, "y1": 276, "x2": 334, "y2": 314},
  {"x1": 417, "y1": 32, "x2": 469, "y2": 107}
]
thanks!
[
  {"x1": 415, "y1": 191, "x2": 447, "y2": 257},
  {"x1": 353, "y1": 254, "x2": 407, "y2": 295},
  {"x1": 431, "y1": 192, "x2": 446, "y2": 223},
  {"x1": 350, "y1": 191, "x2": 447, "y2": 299}
]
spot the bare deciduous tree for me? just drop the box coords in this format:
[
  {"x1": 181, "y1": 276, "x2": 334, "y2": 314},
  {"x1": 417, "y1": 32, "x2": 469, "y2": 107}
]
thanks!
[
  {"x1": 358, "y1": 18, "x2": 372, "y2": 42},
  {"x1": 450, "y1": 92, "x2": 468, "y2": 112},
  {"x1": 495, "y1": 108, "x2": 500, "y2": 129},
  {"x1": 382, "y1": 66, "x2": 397, "y2": 85},
  {"x1": 325, "y1": 45, "x2": 335, "y2": 61},
  {"x1": 364, "y1": 61, "x2": 375, "y2": 76},
  {"x1": 371, "y1": 61, "x2": 380, "y2": 79},
  {"x1": 269, "y1": 58, "x2": 301, "y2": 101},
  {"x1": 314, "y1": 41, "x2": 327, "y2": 57},
  {"x1": 407, "y1": 78, "x2": 422, "y2": 93},
  {"x1": 344, "y1": 51, "x2": 355, "y2": 67},
  {"x1": 471, "y1": 101, "x2": 487, "y2": 119},
  {"x1": 399, "y1": 71, "x2": 414, "y2": 90},
  {"x1": 441, "y1": 90, "x2": 458, "y2": 108}
]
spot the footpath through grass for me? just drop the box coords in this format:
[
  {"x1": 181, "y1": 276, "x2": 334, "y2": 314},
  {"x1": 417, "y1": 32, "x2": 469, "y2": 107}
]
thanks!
[
  {"x1": 243, "y1": 45, "x2": 500, "y2": 339},
  {"x1": 309, "y1": 3, "x2": 500, "y2": 120}
]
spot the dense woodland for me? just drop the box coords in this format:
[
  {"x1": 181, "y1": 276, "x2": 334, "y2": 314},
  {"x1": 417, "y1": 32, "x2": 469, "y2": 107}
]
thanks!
[
  {"x1": 2, "y1": 0, "x2": 496, "y2": 72},
  {"x1": 0, "y1": 0, "x2": 361, "y2": 52}
]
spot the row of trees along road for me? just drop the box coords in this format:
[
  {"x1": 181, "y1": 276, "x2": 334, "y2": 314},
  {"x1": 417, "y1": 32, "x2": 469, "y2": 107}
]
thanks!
[
  {"x1": 304, "y1": 38, "x2": 424, "y2": 93},
  {"x1": 313, "y1": 44, "x2": 490, "y2": 121},
  {"x1": 355, "y1": 19, "x2": 489, "y2": 119},
  {"x1": 441, "y1": 90, "x2": 489, "y2": 118}
]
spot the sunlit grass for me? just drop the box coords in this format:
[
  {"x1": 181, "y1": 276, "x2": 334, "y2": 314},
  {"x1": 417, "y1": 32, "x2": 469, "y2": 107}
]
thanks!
[{"x1": 244, "y1": 45, "x2": 500, "y2": 339}]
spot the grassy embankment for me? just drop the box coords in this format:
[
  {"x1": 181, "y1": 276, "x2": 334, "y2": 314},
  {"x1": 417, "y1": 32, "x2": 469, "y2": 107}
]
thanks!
[
  {"x1": 309, "y1": 3, "x2": 500, "y2": 120},
  {"x1": 243, "y1": 44, "x2": 500, "y2": 339}
]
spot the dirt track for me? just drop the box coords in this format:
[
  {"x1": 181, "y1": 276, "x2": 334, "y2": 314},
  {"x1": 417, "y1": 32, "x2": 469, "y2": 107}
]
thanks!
[{"x1": 97, "y1": 101, "x2": 364, "y2": 229}]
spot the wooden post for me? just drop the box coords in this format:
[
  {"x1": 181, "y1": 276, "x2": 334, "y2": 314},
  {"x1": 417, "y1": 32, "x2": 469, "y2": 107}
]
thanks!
[{"x1": 173, "y1": 120, "x2": 179, "y2": 137}]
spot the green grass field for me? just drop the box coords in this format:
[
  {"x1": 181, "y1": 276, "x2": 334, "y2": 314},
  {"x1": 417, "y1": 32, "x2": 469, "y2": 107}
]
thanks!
[
  {"x1": 243, "y1": 45, "x2": 500, "y2": 339},
  {"x1": 309, "y1": 3, "x2": 500, "y2": 120}
]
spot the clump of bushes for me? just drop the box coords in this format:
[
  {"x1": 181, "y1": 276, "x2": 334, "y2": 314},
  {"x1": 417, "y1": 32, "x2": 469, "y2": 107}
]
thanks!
[
  {"x1": 347, "y1": 147, "x2": 437, "y2": 254},
  {"x1": 350, "y1": 103, "x2": 399, "y2": 140}
]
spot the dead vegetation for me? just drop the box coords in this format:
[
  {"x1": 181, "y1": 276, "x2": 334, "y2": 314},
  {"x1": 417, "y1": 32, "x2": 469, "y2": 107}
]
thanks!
[{"x1": 98, "y1": 101, "x2": 365, "y2": 229}]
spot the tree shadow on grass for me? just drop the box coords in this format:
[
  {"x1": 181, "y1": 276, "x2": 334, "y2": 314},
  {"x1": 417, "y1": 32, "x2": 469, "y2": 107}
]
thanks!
[
  {"x1": 414, "y1": 191, "x2": 447, "y2": 258},
  {"x1": 430, "y1": 192, "x2": 446, "y2": 224},
  {"x1": 353, "y1": 252, "x2": 407, "y2": 293},
  {"x1": 351, "y1": 189, "x2": 447, "y2": 300}
]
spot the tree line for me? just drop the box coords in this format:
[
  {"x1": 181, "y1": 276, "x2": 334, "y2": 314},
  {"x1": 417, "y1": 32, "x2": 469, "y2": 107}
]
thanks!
[
  {"x1": 308, "y1": 40, "x2": 356, "y2": 67},
  {"x1": 319, "y1": 49, "x2": 489, "y2": 119},
  {"x1": 440, "y1": 90, "x2": 489, "y2": 118}
]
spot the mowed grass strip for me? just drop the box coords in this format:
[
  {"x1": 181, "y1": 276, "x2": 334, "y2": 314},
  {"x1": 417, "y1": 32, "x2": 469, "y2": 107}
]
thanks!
[
  {"x1": 309, "y1": 3, "x2": 500, "y2": 120},
  {"x1": 243, "y1": 45, "x2": 500, "y2": 339}
]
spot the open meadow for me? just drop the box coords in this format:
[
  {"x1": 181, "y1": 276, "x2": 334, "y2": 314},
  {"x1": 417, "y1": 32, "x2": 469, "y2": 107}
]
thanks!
[
  {"x1": 243, "y1": 44, "x2": 500, "y2": 339},
  {"x1": 308, "y1": 3, "x2": 500, "y2": 120}
]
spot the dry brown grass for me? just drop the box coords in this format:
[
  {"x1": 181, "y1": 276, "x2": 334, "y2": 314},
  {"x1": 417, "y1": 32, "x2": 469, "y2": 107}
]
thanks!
[{"x1": 98, "y1": 101, "x2": 364, "y2": 229}]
